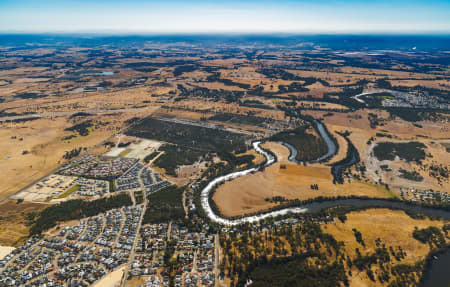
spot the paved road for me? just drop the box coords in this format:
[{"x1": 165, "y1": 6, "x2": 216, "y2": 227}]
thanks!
[{"x1": 120, "y1": 167, "x2": 149, "y2": 287}]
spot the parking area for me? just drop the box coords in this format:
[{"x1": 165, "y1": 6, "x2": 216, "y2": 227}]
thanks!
[{"x1": 12, "y1": 175, "x2": 78, "y2": 202}]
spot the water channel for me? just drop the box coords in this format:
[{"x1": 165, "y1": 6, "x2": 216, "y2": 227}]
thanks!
[{"x1": 199, "y1": 123, "x2": 449, "y2": 284}]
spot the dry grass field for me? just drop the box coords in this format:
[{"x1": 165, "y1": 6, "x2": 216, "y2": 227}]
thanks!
[
  {"x1": 213, "y1": 141, "x2": 390, "y2": 217},
  {"x1": 295, "y1": 100, "x2": 349, "y2": 110},
  {"x1": 366, "y1": 140, "x2": 450, "y2": 194},
  {"x1": 327, "y1": 125, "x2": 350, "y2": 164},
  {"x1": 302, "y1": 109, "x2": 450, "y2": 194},
  {"x1": 0, "y1": 200, "x2": 46, "y2": 246},
  {"x1": 323, "y1": 208, "x2": 449, "y2": 287},
  {"x1": 0, "y1": 107, "x2": 156, "y2": 201}
]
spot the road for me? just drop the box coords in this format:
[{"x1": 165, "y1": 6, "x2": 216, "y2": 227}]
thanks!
[
  {"x1": 215, "y1": 234, "x2": 227, "y2": 287},
  {"x1": 0, "y1": 107, "x2": 148, "y2": 122},
  {"x1": 156, "y1": 116, "x2": 249, "y2": 135},
  {"x1": 120, "y1": 174, "x2": 148, "y2": 287}
]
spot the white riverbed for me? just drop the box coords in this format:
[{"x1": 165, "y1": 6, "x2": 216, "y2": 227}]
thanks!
[{"x1": 200, "y1": 141, "x2": 308, "y2": 226}]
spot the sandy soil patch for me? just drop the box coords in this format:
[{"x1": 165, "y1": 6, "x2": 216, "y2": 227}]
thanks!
[
  {"x1": 93, "y1": 266, "x2": 125, "y2": 287},
  {"x1": 104, "y1": 147, "x2": 126, "y2": 157},
  {"x1": 125, "y1": 139, "x2": 162, "y2": 159},
  {"x1": 0, "y1": 246, "x2": 15, "y2": 260},
  {"x1": 175, "y1": 160, "x2": 210, "y2": 185},
  {"x1": 365, "y1": 140, "x2": 450, "y2": 194}
]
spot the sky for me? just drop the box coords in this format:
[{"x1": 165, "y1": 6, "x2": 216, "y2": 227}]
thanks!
[{"x1": 0, "y1": 0, "x2": 449, "y2": 34}]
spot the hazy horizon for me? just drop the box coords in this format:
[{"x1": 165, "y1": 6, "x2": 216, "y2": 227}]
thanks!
[{"x1": 1, "y1": 0, "x2": 449, "y2": 34}]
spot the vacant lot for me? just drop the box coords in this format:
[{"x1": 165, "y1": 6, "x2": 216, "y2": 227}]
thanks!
[
  {"x1": 367, "y1": 139, "x2": 450, "y2": 194},
  {"x1": 0, "y1": 200, "x2": 46, "y2": 246}
]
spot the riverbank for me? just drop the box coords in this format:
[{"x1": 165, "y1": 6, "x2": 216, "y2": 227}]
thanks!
[
  {"x1": 280, "y1": 120, "x2": 338, "y2": 165},
  {"x1": 420, "y1": 246, "x2": 450, "y2": 287},
  {"x1": 212, "y1": 140, "x2": 390, "y2": 218},
  {"x1": 201, "y1": 140, "x2": 450, "y2": 225}
]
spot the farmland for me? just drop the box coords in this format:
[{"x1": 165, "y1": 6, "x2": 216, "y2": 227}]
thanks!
[{"x1": 0, "y1": 35, "x2": 449, "y2": 287}]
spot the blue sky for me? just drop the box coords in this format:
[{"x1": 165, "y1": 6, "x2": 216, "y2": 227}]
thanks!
[{"x1": 0, "y1": 0, "x2": 449, "y2": 33}]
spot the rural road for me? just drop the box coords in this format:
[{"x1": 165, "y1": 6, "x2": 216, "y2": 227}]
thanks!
[{"x1": 0, "y1": 107, "x2": 148, "y2": 122}]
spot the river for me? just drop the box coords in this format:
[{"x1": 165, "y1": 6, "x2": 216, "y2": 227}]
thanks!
[
  {"x1": 313, "y1": 120, "x2": 337, "y2": 162},
  {"x1": 281, "y1": 120, "x2": 337, "y2": 164},
  {"x1": 199, "y1": 141, "x2": 450, "y2": 226},
  {"x1": 420, "y1": 248, "x2": 450, "y2": 287},
  {"x1": 199, "y1": 134, "x2": 450, "y2": 285},
  {"x1": 331, "y1": 136, "x2": 359, "y2": 183}
]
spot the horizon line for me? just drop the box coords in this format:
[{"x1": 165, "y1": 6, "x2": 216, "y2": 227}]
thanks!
[{"x1": 1, "y1": 31, "x2": 450, "y2": 37}]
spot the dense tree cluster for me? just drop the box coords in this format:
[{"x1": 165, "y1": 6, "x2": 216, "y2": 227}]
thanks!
[
  {"x1": 63, "y1": 147, "x2": 83, "y2": 160},
  {"x1": 126, "y1": 117, "x2": 247, "y2": 153},
  {"x1": 142, "y1": 185, "x2": 185, "y2": 224},
  {"x1": 270, "y1": 125, "x2": 328, "y2": 162},
  {"x1": 65, "y1": 120, "x2": 93, "y2": 136},
  {"x1": 399, "y1": 168, "x2": 424, "y2": 182},
  {"x1": 143, "y1": 151, "x2": 160, "y2": 164},
  {"x1": 412, "y1": 226, "x2": 446, "y2": 248},
  {"x1": 219, "y1": 222, "x2": 347, "y2": 287},
  {"x1": 29, "y1": 193, "x2": 133, "y2": 235},
  {"x1": 373, "y1": 142, "x2": 426, "y2": 162},
  {"x1": 154, "y1": 144, "x2": 205, "y2": 176}
]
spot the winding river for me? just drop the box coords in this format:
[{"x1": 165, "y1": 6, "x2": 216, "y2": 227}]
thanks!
[
  {"x1": 199, "y1": 141, "x2": 450, "y2": 226},
  {"x1": 313, "y1": 120, "x2": 337, "y2": 162},
  {"x1": 199, "y1": 125, "x2": 450, "y2": 284},
  {"x1": 331, "y1": 136, "x2": 360, "y2": 183},
  {"x1": 281, "y1": 120, "x2": 337, "y2": 164}
]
